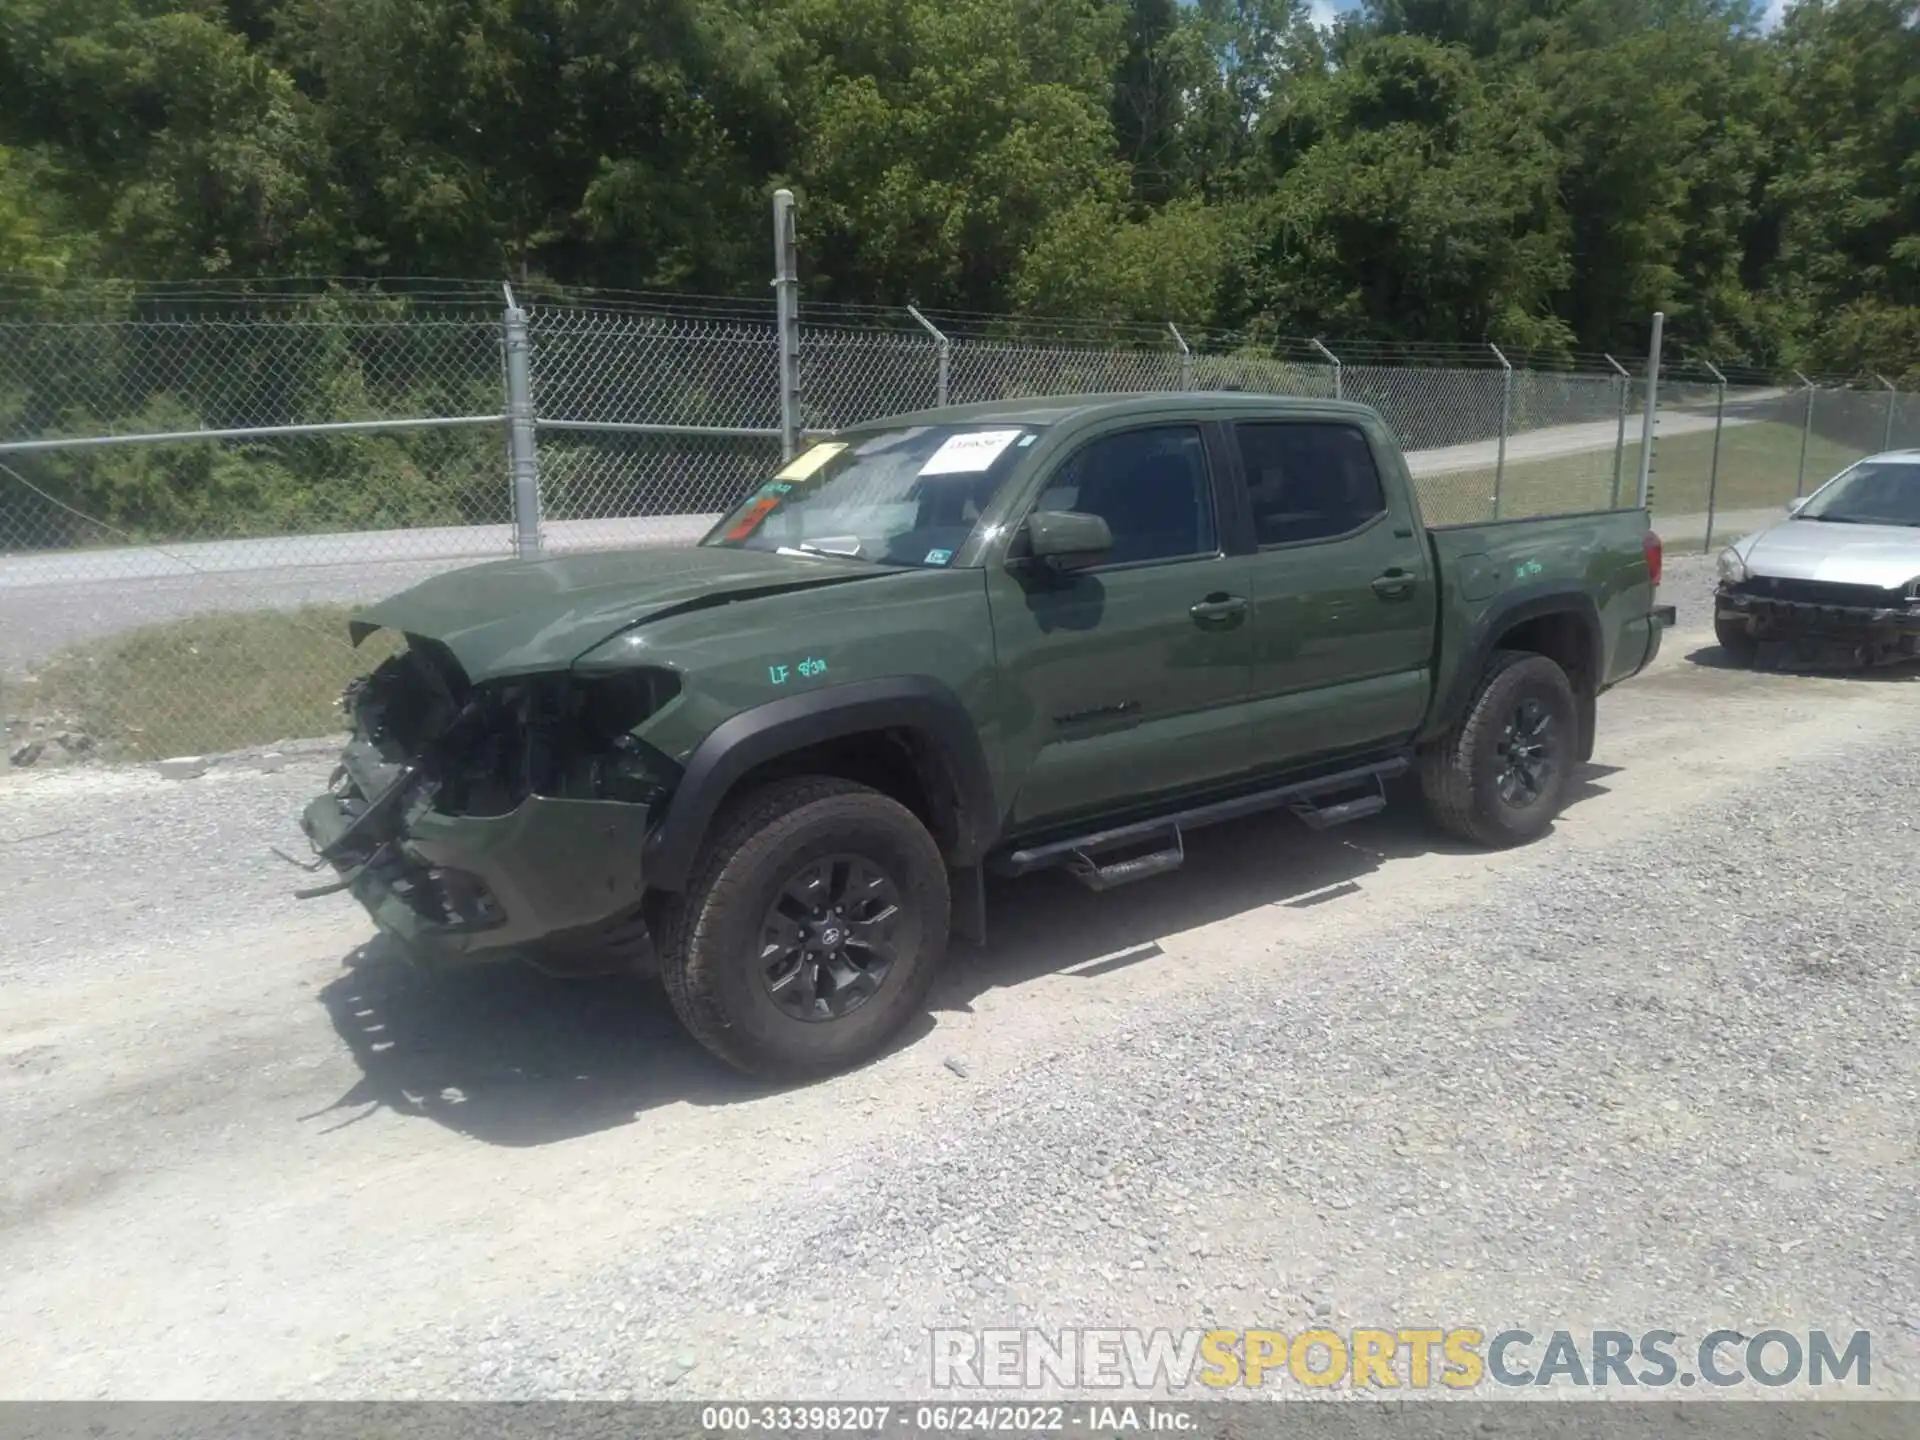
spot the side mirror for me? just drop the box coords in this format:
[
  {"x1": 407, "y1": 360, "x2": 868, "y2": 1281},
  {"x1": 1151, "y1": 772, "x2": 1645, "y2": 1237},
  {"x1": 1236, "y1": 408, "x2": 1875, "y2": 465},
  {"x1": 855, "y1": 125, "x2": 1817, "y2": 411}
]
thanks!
[
  {"x1": 1024, "y1": 510, "x2": 1113, "y2": 573},
  {"x1": 1786, "y1": 496, "x2": 1808, "y2": 515}
]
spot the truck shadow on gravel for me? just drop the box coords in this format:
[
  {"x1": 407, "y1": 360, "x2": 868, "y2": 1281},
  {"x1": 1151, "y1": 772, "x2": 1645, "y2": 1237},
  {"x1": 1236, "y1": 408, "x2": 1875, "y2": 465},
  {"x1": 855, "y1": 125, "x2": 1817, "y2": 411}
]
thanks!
[{"x1": 313, "y1": 769, "x2": 1619, "y2": 1148}]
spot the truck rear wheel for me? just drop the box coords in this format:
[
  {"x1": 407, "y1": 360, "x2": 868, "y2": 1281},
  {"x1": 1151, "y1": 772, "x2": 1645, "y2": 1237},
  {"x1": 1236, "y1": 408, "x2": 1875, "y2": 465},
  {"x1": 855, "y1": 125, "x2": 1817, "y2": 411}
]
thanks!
[
  {"x1": 655, "y1": 776, "x2": 950, "y2": 1081},
  {"x1": 1419, "y1": 650, "x2": 1578, "y2": 848}
]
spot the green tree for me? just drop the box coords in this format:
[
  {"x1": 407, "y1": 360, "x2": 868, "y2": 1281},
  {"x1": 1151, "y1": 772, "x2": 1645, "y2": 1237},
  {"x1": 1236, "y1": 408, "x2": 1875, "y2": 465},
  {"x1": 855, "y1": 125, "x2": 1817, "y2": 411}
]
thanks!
[
  {"x1": 0, "y1": 0, "x2": 334, "y2": 275},
  {"x1": 782, "y1": 0, "x2": 1129, "y2": 310},
  {"x1": 1763, "y1": 0, "x2": 1920, "y2": 376},
  {"x1": 1230, "y1": 33, "x2": 1574, "y2": 349}
]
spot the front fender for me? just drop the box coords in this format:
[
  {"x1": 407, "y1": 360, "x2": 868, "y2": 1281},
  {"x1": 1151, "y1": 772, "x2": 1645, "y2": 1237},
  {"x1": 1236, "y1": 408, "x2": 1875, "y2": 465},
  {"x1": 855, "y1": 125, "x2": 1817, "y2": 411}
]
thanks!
[{"x1": 640, "y1": 674, "x2": 1001, "y2": 892}]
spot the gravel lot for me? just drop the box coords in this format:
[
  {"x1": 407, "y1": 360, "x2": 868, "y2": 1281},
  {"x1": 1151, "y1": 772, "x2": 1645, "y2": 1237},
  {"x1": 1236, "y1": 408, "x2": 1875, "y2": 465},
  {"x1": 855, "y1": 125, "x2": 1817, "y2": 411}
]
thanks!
[{"x1": 4, "y1": 555, "x2": 1917, "y2": 1402}]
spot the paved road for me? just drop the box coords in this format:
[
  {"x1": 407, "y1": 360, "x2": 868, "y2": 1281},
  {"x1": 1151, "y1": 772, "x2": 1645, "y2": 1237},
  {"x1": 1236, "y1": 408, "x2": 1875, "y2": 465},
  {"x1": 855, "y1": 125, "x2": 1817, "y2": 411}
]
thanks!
[
  {"x1": 0, "y1": 404, "x2": 1770, "y2": 671},
  {"x1": 3, "y1": 565, "x2": 1916, "y2": 1400}
]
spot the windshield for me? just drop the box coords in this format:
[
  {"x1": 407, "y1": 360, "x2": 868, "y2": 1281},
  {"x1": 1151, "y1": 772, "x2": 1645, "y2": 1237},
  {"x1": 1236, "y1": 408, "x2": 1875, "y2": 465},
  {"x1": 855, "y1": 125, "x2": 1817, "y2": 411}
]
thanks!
[
  {"x1": 703, "y1": 423, "x2": 1043, "y2": 566},
  {"x1": 1799, "y1": 460, "x2": 1920, "y2": 527}
]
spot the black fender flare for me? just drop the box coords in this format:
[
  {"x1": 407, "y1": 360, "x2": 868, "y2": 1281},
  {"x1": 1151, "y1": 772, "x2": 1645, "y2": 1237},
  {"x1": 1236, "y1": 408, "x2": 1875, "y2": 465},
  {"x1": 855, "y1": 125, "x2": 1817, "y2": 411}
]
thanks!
[
  {"x1": 641, "y1": 674, "x2": 1001, "y2": 893},
  {"x1": 1426, "y1": 586, "x2": 1604, "y2": 752}
]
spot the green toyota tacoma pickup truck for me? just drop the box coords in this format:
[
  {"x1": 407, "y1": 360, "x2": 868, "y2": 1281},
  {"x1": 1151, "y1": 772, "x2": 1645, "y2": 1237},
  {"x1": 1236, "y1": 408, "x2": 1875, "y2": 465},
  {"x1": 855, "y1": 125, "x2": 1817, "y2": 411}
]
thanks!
[{"x1": 297, "y1": 393, "x2": 1674, "y2": 1079}]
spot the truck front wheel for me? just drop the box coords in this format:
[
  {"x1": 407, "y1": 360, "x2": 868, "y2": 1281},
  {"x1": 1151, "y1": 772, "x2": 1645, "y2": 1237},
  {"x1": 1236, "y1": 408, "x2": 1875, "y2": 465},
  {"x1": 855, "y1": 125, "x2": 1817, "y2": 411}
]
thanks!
[
  {"x1": 655, "y1": 776, "x2": 950, "y2": 1081},
  {"x1": 1419, "y1": 650, "x2": 1579, "y2": 848}
]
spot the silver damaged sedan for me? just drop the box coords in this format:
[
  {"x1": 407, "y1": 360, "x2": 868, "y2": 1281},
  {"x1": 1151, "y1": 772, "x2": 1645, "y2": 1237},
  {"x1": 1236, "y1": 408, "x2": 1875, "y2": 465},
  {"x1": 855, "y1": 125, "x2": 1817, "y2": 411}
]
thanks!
[{"x1": 1715, "y1": 449, "x2": 1920, "y2": 667}]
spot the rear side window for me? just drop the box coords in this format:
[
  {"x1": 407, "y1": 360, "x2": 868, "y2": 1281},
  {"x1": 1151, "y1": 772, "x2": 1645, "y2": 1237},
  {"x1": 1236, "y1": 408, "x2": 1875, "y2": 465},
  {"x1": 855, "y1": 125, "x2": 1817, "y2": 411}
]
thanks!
[
  {"x1": 1234, "y1": 422, "x2": 1387, "y2": 546},
  {"x1": 1036, "y1": 425, "x2": 1218, "y2": 566}
]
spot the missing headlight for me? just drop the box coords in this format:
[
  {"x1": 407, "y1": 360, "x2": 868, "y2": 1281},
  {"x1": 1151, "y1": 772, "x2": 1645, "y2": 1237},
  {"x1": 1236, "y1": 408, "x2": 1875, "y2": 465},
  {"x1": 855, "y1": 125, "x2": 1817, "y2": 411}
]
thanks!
[{"x1": 430, "y1": 668, "x2": 684, "y2": 817}]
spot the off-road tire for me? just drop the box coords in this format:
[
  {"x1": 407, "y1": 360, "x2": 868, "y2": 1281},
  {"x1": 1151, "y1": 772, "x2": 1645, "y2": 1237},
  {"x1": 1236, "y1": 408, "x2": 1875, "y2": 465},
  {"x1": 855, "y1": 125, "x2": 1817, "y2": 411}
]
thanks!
[
  {"x1": 654, "y1": 776, "x2": 950, "y2": 1081},
  {"x1": 1418, "y1": 649, "x2": 1578, "y2": 848},
  {"x1": 1714, "y1": 614, "x2": 1760, "y2": 667}
]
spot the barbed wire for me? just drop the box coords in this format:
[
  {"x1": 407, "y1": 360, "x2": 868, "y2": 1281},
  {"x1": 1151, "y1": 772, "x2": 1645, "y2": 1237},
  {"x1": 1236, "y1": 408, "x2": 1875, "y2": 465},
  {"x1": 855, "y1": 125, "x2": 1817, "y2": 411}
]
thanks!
[{"x1": 8, "y1": 273, "x2": 1898, "y2": 385}]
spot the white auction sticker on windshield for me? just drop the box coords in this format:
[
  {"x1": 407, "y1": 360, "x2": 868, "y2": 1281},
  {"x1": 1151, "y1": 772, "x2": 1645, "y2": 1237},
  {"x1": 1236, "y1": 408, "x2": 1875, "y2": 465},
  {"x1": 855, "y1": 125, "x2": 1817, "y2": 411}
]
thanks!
[{"x1": 918, "y1": 429, "x2": 1025, "y2": 476}]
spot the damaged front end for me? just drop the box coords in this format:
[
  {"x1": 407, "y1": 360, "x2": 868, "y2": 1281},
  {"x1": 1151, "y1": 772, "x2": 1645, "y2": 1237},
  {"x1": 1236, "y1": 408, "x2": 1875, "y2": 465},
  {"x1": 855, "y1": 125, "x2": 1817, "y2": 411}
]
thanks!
[
  {"x1": 295, "y1": 635, "x2": 683, "y2": 967},
  {"x1": 1715, "y1": 575, "x2": 1920, "y2": 669}
]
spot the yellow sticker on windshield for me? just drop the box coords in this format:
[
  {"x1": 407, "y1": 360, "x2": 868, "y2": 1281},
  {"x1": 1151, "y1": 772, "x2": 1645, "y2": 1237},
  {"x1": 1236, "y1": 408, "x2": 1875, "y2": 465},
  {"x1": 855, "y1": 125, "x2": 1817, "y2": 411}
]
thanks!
[{"x1": 775, "y1": 442, "x2": 847, "y2": 481}]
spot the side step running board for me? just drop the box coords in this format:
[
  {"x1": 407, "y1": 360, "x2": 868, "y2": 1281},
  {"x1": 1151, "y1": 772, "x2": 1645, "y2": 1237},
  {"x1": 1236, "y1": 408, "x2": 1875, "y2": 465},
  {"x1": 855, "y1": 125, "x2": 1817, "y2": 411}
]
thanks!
[
  {"x1": 998, "y1": 755, "x2": 1409, "y2": 880},
  {"x1": 1067, "y1": 830, "x2": 1186, "y2": 892},
  {"x1": 1289, "y1": 777, "x2": 1389, "y2": 831}
]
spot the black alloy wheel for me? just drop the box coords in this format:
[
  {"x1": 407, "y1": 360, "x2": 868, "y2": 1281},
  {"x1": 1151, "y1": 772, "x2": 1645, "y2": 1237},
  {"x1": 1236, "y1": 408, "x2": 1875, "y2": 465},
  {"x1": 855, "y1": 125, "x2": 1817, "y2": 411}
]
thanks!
[
  {"x1": 758, "y1": 855, "x2": 903, "y2": 1022},
  {"x1": 1495, "y1": 696, "x2": 1560, "y2": 809}
]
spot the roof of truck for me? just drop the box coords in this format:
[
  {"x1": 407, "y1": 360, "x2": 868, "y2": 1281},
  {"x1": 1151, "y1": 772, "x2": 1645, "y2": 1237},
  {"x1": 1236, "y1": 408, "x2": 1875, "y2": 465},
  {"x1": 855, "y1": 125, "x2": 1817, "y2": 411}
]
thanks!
[{"x1": 840, "y1": 391, "x2": 1382, "y2": 432}]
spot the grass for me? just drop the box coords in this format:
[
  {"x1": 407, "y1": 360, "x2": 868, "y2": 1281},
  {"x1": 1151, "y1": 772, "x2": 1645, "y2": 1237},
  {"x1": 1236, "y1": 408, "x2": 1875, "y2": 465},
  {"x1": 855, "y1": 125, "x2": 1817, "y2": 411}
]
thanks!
[
  {"x1": 1411, "y1": 420, "x2": 1874, "y2": 529},
  {"x1": 7, "y1": 605, "x2": 401, "y2": 762}
]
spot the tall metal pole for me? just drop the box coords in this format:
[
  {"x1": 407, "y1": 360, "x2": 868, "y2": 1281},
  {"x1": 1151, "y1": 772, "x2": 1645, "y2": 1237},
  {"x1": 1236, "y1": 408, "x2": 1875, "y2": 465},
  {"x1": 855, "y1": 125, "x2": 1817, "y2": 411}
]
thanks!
[
  {"x1": 1702, "y1": 361, "x2": 1728, "y2": 554},
  {"x1": 1604, "y1": 353, "x2": 1630, "y2": 508},
  {"x1": 1793, "y1": 370, "x2": 1814, "y2": 498},
  {"x1": 1309, "y1": 337, "x2": 1342, "y2": 401},
  {"x1": 772, "y1": 188, "x2": 801, "y2": 460},
  {"x1": 908, "y1": 305, "x2": 951, "y2": 408},
  {"x1": 1635, "y1": 312, "x2": 1664, "y2": 511},
  {"x1": 501, "y1": 283, "x2": 541, "y2": 559},
  {"x1": 1879, "y1": 374, "x2": 1898, "y2": 452},
  {"x1": 1489, "y1": 343, "x2": 1512, "y2": 520},
  {"x1": 1168, "y1": 322, "x2": 1195, "y2": 392}
]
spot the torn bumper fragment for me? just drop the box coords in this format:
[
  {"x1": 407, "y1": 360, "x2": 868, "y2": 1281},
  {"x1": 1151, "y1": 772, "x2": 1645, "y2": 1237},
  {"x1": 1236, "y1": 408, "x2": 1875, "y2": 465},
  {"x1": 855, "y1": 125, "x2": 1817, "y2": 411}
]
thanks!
[{"x1": 299, "y1": 780, "x2": 655, "y2": 963}]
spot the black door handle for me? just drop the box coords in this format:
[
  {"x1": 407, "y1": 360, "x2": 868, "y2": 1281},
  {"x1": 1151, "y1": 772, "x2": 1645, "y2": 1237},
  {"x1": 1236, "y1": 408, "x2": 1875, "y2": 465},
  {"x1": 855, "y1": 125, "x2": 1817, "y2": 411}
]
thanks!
[
  {"x1": 1190, "y1": 592, "x2": 1249, "y2": 624},
  {"x1": 1371, "y1": 570, "x2": 1415, "y2": 600}
]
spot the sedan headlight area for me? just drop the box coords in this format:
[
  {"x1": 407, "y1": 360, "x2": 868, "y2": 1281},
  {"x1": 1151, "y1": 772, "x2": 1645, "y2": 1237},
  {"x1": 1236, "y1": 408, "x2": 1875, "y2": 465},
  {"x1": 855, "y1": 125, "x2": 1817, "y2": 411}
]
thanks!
[{"x1": 1716, "y1": 547, "x2": 1748, "y2": 583}]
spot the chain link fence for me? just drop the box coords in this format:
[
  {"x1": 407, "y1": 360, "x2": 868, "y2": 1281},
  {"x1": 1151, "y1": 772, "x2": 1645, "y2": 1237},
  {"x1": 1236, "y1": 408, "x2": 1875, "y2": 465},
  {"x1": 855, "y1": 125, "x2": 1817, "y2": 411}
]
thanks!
[{"x1": 1, "y1": 281, "x2": 1914, "y2": 764}]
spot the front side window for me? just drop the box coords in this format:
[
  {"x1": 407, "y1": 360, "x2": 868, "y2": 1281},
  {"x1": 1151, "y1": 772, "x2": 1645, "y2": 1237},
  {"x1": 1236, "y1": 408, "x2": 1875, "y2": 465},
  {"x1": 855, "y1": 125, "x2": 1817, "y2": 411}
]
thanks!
[
  {"x1": 1235, "y1": 421, "x2": 1387, "y2": 546},
  {"x1": 1799, "y1": 461, "x2": 1920, "y2": 527},
  {"x1": 1033, "y1": 425, "x2": 1217, "y2": 566},
  {"x1": 705, "y1": 423, "x2": 1042, "y2": 566}
]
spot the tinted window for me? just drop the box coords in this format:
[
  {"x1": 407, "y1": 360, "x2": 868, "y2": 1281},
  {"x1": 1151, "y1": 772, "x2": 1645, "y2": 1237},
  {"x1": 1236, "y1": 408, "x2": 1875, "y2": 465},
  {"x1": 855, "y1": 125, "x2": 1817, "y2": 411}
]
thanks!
[
  {"x1": 1035, "y1": 426, "x2": 1217, "y2": 565},
  {"x1": 1235, "y1": 422, "x2": 1387, "y2": 546}
]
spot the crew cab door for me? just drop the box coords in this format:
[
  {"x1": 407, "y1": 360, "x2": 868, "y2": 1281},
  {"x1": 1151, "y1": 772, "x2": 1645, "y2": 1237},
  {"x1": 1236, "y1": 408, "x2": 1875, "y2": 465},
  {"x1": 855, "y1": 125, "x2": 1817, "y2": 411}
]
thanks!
[
  {"x1": 1227, "y1": 418, "x2": 1438, "y2": 767},
  {"x1": 986, "y1": 422, "x2": 1254, "y2": 829}
]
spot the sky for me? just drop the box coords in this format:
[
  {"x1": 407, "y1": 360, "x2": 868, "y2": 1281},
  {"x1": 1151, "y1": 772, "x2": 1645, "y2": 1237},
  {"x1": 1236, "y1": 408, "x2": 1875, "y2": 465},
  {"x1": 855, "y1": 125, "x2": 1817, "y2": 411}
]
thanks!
[{"x1": 1292, "y1": 0, "x2": 1794, "y2": 34}]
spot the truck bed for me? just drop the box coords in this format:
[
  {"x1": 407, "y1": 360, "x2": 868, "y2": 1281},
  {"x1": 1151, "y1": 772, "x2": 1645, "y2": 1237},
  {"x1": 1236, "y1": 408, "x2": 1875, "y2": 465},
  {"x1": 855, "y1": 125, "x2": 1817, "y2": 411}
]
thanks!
[{"x1": 1426, "y1": 507, "x2": 1662, "y2": 733}]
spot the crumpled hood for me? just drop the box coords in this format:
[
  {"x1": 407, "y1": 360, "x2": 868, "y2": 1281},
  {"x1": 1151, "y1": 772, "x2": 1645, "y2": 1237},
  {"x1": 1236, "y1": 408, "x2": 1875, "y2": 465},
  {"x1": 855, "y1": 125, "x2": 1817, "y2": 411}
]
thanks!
[
  {"x1": 348, "y1": 545, "x2": 881, "y2": 682},
  {"x1": 1740, "y1": 519, "x2": 1920, "y2": 590}
]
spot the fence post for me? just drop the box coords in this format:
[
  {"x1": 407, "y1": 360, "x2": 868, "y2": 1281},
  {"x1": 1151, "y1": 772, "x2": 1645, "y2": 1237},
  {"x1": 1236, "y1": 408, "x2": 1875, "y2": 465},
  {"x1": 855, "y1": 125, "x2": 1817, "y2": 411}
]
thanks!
[
  {"x1": 772, "y1": 188, "x2": 801, "y2": 460},
  {"x1": 501, "y1": 283, "x2": 542, "y2": 559},
  {"x1": 1879, "y1": 374, "x2": 1898, "y2": 452},
  {"x1": 908, "y1": 305, "x2": 950, "y2": 408},
  {"x1": 1309, "y1": 337, "x2": 1342, "y2": 401},
  {"x1": 1792, "y1": 370, "x2": 1814, "y2": 498},
  {"x1": 1702, "y1": 361, "x2": 1728, "y2": 554},
  {"x1": 1489, "y1": 343, "x2": 1512, "y2": 520},
  {"x1": 1636, "y1": 312, "x2": 1664, "y2": 511},
  {"x1": 1605, "y1": 353, "x2": 1630, "y2": 508},
  {"x1": 1168, "y1": 323, "x2": 1195, "y2": 391}
]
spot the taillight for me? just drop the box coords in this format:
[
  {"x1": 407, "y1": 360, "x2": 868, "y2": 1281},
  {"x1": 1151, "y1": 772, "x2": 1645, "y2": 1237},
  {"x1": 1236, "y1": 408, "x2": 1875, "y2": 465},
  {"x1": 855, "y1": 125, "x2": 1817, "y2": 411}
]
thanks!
[{"x1": 1644, "y1": 529, "x2": 1663, "y2": 589}]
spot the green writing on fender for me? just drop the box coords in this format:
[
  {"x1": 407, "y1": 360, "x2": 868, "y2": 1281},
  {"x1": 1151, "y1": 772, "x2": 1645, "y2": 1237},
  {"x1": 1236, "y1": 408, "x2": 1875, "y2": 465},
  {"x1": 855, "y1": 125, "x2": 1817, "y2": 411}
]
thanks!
[{"x1": 769, "y1": 656, "x2": 828, "y2": 685}]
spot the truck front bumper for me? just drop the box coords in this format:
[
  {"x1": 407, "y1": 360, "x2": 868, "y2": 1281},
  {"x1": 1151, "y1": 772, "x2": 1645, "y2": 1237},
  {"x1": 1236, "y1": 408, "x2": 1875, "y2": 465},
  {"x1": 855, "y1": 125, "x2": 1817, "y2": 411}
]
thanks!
[{"x1": 298, "y1": 754, "x2": 656, "y2": 967}]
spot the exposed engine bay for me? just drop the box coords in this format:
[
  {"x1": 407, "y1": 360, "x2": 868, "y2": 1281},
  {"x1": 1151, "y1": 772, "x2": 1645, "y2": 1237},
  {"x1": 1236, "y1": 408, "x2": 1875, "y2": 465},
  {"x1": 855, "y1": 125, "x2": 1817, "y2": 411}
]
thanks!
[
  {"x1": 294, "y1": 636, "x2": 682, "y2": 944},
  {"x1": 345, "y1": 637, "x2": 683, "y2": 817}
]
